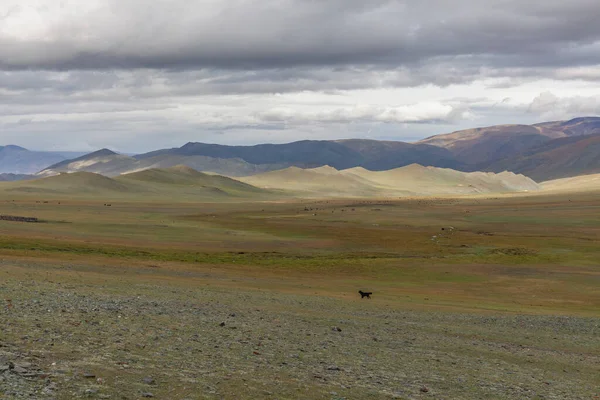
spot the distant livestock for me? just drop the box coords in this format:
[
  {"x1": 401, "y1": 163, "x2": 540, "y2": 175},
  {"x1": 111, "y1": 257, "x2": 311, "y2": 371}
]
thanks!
[{"x1": 358, "y1": 290, "x2": 372, "y2": 299}]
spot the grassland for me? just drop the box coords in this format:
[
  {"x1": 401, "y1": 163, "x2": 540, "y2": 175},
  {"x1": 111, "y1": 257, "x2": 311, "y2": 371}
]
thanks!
[{"x1": 1, "y1": 189, "x2": 599, "y2": 399}]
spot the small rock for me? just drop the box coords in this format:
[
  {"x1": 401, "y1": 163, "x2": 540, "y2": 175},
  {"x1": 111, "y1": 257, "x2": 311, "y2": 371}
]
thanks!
[
  {"x1": 143, "y1": 377, "x2": 156, "y2": 385},
  {"x1": 332, "y1": 327, "x2": 342, "y2": 332},
  {"x1": 84, "y1": 388, "x2": 98, "y2": 395},
  {"x1": 13, "y1": 365, "x2": 28, "y2": 374},
  {"x1": 83, "y1": 372, "x2": 96, "y2": 378},
  {"x1": 141, "y1": 392, "x2": 154, "y2": 398},
  {"x1": 327, "y1": 366, "x2": 341, "y2": 371},
  {"x1": 420, "y1": 386, "x2": 429, "y2": 393},
  {"x1": 219, "y1": 322, "x2": 225, "y2": 327}
]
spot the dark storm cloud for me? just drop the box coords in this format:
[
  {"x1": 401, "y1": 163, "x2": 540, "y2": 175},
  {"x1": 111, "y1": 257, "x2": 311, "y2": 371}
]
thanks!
[
  {"x1": 1, "y1": 0, "x2": 599, "y2": 152},
  {"x1": 1, "y1": 0, "x2": 600, "y2": 73}
]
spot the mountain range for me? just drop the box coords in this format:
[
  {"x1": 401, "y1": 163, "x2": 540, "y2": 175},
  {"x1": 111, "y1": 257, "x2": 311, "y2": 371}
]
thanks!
[
  {"x1": 0, "y1": 146, "x2": 86, "y2": 175},
  {"x1": 4, "y1": 116, "x2": 600, "y2": 181}
]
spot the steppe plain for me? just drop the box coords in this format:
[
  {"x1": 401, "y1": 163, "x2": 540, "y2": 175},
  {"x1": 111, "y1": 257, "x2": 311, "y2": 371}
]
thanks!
[{"x1": 0, "y1": 171, "x2": 599, "y2": 400}]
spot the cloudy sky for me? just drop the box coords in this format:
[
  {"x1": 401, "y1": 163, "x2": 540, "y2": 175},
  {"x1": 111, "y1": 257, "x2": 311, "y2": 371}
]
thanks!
[{"x1": 1, "y1": 0, "x2": 600, "y2": 152}]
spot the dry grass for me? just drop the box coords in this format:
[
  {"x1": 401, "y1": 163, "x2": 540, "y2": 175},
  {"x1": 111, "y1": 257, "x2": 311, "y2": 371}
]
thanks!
[{"x1": 1, "y1": 190, "x2": 599, "y2": 399}]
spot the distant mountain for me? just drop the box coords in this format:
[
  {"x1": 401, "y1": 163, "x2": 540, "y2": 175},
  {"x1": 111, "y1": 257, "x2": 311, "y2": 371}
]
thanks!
[
  {"x1": 40, "y1": 149, "x2": 138, "y2": 177},
  {"x1": 334, "y1": 139, "x2": 461, "y2": 170},
  {"x1": 0, "y1": 145, "x2": 82, "y2": 174},
  {"x1": 145, "y1": 139, "x2": 461, "y2": 170},
  {"x1": 38, "y1": 148, "x2": 289, "y2": 177},
  {"x1": 35, "y1": 116, "x2": 600, "y2": 181},
  {"x1": 418, "y1": 117, "x2": 600, "y2": 180},
  {"x1": 483, "y1": 133, "x2": 600, "y2": 181},
  {"x1": 41, "y1": 139, "x2": 461, "y2": 177},
  {"x1": 0, "y1": 173, "x2": 35, "y2": 181},
  {"x1": 533, "y1": 117, "x2": 600, "y2": 136}
]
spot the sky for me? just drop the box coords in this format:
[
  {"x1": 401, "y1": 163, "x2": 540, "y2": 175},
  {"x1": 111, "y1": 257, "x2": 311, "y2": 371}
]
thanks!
[{"x1": 1, "y1": 0, "x2": 600, "y2": 153}]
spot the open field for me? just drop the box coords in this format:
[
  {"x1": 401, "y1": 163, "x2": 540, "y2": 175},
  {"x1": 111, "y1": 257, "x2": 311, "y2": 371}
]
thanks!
[{"x1": 1, "y1": 190, "x2": 599, "y2": 399}]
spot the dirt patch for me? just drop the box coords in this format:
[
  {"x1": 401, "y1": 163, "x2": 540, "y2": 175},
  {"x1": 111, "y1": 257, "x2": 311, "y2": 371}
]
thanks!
[{"x1": 488, "y1": 247, "x2": 538, "y2": 256}]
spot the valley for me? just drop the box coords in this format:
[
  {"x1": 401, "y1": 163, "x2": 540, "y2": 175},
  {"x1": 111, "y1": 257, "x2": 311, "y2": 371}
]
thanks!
[{"x1": 1, "y1": 188, "x2": 599, "y2": 399}]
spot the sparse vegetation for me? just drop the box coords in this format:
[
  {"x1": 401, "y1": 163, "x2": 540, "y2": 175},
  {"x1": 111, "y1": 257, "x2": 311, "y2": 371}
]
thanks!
[{"x1": 1, "y1": 190, "x2": 599, "y2": 399}]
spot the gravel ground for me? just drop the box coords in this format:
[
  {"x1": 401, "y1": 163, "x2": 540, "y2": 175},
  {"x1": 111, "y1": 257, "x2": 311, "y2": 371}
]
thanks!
[{"x1": 1, "y1": 262, "x2": 599, "y2": 400}]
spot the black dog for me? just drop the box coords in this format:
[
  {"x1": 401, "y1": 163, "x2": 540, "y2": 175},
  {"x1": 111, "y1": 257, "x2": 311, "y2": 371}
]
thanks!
[{"x1": 358, "y1": 290, "x2": 372, "y2": 299}]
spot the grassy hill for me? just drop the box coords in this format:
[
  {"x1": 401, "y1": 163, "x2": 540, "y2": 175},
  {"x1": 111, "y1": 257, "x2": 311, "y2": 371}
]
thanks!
[
  {"x1": 239, "y1": 166, "x2": 388, "y2": 197},
  {"x1": 241, "y1": 164, "x2": 539, "y2": 197},
  {"x1": 116, "y1": 166, "x2": 268, "y2": 197},
  {"x1": 1, "y1": 167, "x2": 274, "y2": 201},
  {"x1": 6, "y1": 172, "x2": 135, "y2": 194}
]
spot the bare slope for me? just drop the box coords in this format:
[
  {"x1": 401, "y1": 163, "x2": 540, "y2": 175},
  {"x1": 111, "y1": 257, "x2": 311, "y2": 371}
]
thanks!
[
  {"x1": 241, "y1": 164, "x2": 539, "y2": 197},
  {"x1": 541, "y1": 172, "x2": 600, "y2": 193},
  {"x1": 342, "y1": 164, "x2": 538, "y2": 195},
  {"x1": 239, "y1": 166, "x2": 389, "y2": 197}
]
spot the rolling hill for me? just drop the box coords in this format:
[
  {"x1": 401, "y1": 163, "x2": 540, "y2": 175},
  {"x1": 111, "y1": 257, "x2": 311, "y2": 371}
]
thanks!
[
  {"x1": 240, "y1": 164, "x2": 539, "y2": 197},
  {"x1": 239, "y1": 166, "x2": 394, "y2": 197},
  {"x1": 2, "y1": 167, "x2": 274, "y2": 200},
  {"x1": 541, "y1": 172, "x2": 600, "y2": 193},
  {"x1": 116, "y1": 165, "x2": 267, "y2": 196}
]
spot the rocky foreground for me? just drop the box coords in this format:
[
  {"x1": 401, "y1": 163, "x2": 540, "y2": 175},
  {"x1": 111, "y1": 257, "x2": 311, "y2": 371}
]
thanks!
[{"x1": 1, "y1": 260, "x2": 599, "y2": 400}]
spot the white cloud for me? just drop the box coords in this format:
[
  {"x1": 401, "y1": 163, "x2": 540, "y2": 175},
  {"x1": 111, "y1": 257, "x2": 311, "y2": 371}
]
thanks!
[
  {"x1": 528, "y1": 91, "x2": 600, "y2": 119},
  {"x1": 257, "y1": 102, "x2": 472, "y2": 124}
]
